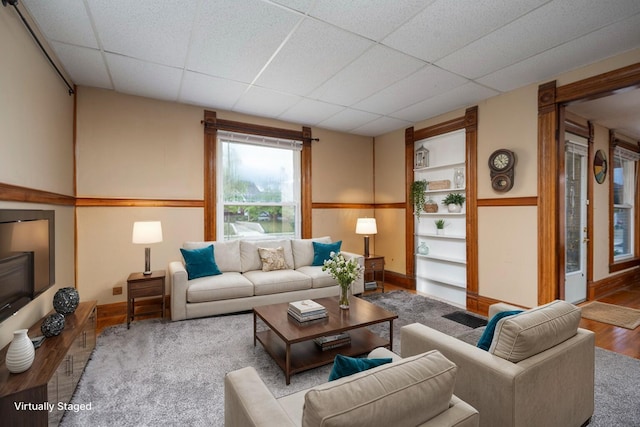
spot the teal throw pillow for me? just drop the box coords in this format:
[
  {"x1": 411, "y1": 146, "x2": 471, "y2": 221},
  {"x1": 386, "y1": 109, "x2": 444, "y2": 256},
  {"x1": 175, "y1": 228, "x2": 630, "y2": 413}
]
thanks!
[
  {"x1": 328, "y1": 354, "x2": 392, "y2": 381},
  {"x1": 477, "y1": 310, "x2": 523, "y2": 351},
  {"x1": 180, "y1": 245, "x2": 222, "y2": 280},
  {"x1": 312, "y1": 241, "x2": 342, "y2": 266}
]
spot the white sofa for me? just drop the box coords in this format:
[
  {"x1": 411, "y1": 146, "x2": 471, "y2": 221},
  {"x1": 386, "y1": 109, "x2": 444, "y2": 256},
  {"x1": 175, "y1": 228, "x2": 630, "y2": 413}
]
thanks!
[
  {"x1": 169, "y1": 237, "x2": 364, "y2": 321},
  {"x1": 224, "y1": 347, "x2": 479, "y2": 427}
]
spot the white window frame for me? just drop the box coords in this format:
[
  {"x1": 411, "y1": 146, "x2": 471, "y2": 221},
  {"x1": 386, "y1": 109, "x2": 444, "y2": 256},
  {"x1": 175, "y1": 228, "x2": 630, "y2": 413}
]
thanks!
[
  {"x1": 612, "y1": 145, "x2": 639, "y2": 262},
  {"x1": 216, "y1": 131, "x2": 302, "y2": 241}
]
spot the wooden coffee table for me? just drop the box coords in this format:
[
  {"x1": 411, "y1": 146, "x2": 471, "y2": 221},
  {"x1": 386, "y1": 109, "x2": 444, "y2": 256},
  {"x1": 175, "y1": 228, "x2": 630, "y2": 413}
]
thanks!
[{"x1": 253, "y1": 296, "x2": 397, "y2": 384}]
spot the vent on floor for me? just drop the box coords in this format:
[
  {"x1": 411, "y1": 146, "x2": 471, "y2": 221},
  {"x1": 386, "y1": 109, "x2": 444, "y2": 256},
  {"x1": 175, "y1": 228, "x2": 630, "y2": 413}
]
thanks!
[{"x1": 442, "y1": 311, "x2": 488, "y2": 329}]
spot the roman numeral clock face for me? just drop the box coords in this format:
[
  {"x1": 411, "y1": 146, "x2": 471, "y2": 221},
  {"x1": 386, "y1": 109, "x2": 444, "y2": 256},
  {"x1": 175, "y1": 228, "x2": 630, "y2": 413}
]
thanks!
[{"x1": 488, "y1": 149, "x2": 516, "y2": 192}]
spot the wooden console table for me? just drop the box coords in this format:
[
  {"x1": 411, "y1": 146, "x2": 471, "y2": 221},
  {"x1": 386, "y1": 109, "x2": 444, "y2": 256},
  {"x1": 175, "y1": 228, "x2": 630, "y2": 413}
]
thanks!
[{"x1": 0, "y1": 300, "x2": 97, "y2": 426}]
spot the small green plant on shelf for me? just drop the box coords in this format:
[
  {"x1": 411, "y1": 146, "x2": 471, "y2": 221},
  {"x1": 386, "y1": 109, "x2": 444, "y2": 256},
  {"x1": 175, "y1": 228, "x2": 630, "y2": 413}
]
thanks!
[
  {"x1": 434, "y1": 219, "x2": 447, "y2": 235},
  {"x1": 410, "y1": 180, "x2": 429, "y2": 218},
  {"x1": 442, "y1": 193, "x2": 465, "y2": 206},
  {"x1": 434, "y1": 219, "x2": 446, "y2": 229}
]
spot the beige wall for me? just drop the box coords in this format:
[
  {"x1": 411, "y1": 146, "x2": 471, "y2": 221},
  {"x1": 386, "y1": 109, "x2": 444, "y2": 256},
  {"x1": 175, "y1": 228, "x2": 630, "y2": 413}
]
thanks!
[
  {"x1": 0, "y1": 10, "x2": 75, "y2": 346},
  {"x1": 3, "y1": 0, "x2": 640, "y2": 339},
  {"x1": 374, "y1": 49, "x2": 640, "y2": 308},
  {"x1": 475, "y1": 84, "x2": 539, "y2": 306},
  {"x1": 75, "y1": 88, "x2": 374, "y2": 306}
]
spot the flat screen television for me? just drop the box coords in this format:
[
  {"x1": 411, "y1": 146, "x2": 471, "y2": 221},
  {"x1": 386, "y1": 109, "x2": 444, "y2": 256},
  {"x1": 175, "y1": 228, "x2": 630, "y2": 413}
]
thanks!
[{"x1": 0, "y1": 209, "x2": 55, "y2": 322}]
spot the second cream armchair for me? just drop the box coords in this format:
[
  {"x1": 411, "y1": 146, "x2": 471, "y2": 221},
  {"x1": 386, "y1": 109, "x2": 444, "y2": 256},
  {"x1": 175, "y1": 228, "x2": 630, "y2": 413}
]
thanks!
[{"x1": 400, "y1": 300, "x2": 595, "y2": 427}]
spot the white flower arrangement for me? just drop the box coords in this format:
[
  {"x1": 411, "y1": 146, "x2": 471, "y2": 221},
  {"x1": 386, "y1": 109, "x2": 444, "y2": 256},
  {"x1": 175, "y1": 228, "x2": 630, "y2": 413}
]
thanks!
[{"x1": 322, "y1": 252, "x2": 362, "y2": 290}]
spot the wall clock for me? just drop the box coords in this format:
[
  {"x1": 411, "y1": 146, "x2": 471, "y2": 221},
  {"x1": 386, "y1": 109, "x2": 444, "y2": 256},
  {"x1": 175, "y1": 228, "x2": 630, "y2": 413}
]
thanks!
[
  {"x1": 488, "y1": 149, "x2": 516, "y2": 192},
  {"x1": 593, "y1": 149, "x2": 607, "y2": 184}
]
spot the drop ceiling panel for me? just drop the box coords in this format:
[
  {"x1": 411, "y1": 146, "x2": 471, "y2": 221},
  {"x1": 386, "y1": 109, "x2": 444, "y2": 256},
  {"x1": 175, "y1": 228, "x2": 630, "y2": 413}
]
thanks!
[
  {"x1": 351, "y1": 116, "x2": 412, "y2": 137},
  {"x1": 478, "y1": 13, "x2": 640, "y2": 92},
  {"x1": 392, "y1": 82, "x2": 498, "y2": 123},
  {"x1": 437, "y1": 0, "x2": 640, "y2": 79},
  {"x1": 88, "y1": 0, "x2": 197, "y2": 68},
  {"x1": 255, "y1": 18, "x2": 374, "y2": 96},
  {"x1": 310, "y1": 45, "x2": 425, "y2": 106},
  {"x1": 187, "y1": 0, "x2": 301, "y2": 83},
  {"x1": 318, "y1": 109, "x2": 381, "y2": 132},
  {"x1": 22, "y1": 0, "x2": 99, "y2": 48},
  {"x1": 17, "y1": 0, "x2": 640, "y2": 137},
  {"x1": 50, "y1": 42, "x2": 111, "y2": 89},
  {"x1": 233, "y1": 86, "x2": 302, "y2": 119},
  {"x1": 179, "y1": 72, "x2": 249, "y2": 111},
  {"x1": 278, "y1": 98, "x2": 346, "y2": 127},
  {"x1": 309, "y1": 0, "x2": 431, "y2": 41},
  {"x1": 106, "y1": 53, "x2": 183, "y2": 101},
  {"x1": 354, "y1": 65, "x2": 468, "y2": 115},
  {"x1": 382, "y1": 0, "x2": 548, "y2": 62},
  {"x1": 270, "y1": 0, "x2": 316, "y2": 14}
]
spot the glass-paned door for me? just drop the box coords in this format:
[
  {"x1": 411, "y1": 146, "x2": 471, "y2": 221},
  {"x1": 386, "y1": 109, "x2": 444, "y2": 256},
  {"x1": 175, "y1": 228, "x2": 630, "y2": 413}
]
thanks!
[{"x1": 565, "y1": 139, "x2": 588, "y2": 304}]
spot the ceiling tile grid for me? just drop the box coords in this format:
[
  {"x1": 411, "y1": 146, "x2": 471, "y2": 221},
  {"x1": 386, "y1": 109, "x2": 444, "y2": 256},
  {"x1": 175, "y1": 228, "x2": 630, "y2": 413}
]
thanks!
[{"x1": 16, "y1": 0, "x2": 640, "y2": 137}]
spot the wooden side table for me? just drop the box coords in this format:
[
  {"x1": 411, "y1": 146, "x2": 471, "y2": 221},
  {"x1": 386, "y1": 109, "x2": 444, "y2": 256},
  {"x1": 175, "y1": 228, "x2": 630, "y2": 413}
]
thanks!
[
  {"x1": 127, "y1": 270, "x2": 165, "y2": 329},
  {"x1": 364, "y1": 255, "x2": 385, "y2": 293}
]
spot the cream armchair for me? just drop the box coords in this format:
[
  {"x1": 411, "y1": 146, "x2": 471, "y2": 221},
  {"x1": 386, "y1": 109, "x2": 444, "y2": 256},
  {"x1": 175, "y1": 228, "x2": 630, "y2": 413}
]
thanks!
[
  {"x1": 400, "y1": 300, "x2": 595, "y2": 427},
  {"x1": 225, "y1": 348, "x2": 479, "y2": 427}
]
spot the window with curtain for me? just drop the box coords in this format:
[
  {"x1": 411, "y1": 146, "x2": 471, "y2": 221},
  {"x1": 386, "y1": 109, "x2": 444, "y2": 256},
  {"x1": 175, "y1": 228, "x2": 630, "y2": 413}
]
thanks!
[
  {"x1": 217, "y1": 131, "x2": 301, "y2": 241},
  {"x1": 612, "y1": 145, "x2": 639, "y2": 261}
]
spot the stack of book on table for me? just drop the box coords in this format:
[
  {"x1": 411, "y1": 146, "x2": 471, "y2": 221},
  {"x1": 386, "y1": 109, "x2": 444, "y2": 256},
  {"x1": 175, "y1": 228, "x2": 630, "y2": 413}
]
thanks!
[
  {"x1": 288, "y1": 299, "x2": 327, "y2": 323},
  {"x1": 314, "y1": 332, "x2": 351, "y2": 351}
]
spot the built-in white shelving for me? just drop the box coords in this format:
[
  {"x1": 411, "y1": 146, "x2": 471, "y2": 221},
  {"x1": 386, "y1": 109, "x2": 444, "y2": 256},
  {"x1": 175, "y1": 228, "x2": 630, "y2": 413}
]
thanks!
[
  {"x1": 414, "y1": 129, "x2": 467, "y2": 308},
  {"x1": 416, "y1": 253, "x2": 466, "y2": 265}
]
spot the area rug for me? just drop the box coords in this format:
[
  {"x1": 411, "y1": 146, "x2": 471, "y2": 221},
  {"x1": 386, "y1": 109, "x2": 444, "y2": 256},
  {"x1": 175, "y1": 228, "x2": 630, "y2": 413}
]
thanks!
[
  {"x1": 60, "y1": 291, "x2": 640, "y2": 426},
  {"x1": 580, "y1": 301, "x2": 640, "y2": 329}
]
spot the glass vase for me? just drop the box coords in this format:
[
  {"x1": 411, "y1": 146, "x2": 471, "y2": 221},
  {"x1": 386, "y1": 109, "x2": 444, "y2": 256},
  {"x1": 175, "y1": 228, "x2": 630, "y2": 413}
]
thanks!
[{"x1": 339, "y1": 284, "x2": 350, "y2": 309}]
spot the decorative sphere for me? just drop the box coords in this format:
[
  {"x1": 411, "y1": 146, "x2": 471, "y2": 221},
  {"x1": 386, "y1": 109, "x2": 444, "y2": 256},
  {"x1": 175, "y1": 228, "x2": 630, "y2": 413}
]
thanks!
[
  {"x1": 53, "y1": 287, "x2": 79, "y2": 315},
  {"x1": 41, "y1": 313, "x2": 65, "y2": 337}
]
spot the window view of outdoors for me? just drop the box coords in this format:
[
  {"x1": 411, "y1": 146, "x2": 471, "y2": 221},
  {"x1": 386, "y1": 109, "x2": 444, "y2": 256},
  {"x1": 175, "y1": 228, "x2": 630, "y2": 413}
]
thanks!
[
  {"x1": 220, "y1": 141, "x2": 300, "y2": 240},
  {"x1": 612, "y1": 156, "x2": 632, "y2": 259}
]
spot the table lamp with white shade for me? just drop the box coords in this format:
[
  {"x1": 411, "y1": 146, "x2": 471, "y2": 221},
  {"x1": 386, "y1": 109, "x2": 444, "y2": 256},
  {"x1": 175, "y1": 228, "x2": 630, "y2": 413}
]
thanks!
[
  {"x1": 355, "y1": 218, "x2": 377, "y2": 258},
  {"x1": 132, "y1": 221, "x2": 163, "y2": 275}
]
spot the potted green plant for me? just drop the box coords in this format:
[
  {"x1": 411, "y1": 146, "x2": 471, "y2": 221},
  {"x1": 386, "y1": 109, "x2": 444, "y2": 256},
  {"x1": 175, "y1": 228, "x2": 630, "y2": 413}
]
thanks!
[
  {"x1": 410, "y1": 180, "x2": 429, "y2": 218},
  {"x1": 434, "y1": 219, "x2": 446, "y2": 235},
  {"x1": 442, "y1": 192, "x2": 465, "y2": 213}
]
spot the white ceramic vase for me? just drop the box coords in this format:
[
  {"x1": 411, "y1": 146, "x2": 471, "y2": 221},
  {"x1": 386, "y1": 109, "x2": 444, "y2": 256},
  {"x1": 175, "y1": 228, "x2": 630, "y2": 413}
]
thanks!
[
  {"x1": 5, "y1": 329, "x2": 35, "y2": 374},
  {"x1": 447, "y1": 204, "x2": 462, "y2": 213}
]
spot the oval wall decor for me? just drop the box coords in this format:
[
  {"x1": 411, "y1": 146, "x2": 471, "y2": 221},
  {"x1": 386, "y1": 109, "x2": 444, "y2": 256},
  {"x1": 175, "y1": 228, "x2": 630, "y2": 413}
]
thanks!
[{"x1": 594, "y1": 150, "x2": 607, "y2": 184}]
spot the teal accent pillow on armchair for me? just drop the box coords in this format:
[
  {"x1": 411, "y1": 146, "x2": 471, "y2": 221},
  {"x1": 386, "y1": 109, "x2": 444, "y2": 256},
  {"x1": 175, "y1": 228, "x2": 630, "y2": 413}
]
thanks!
[
  {"x1": 312, "y1": 241, "x2": 342, "y2": 266},
  {"x1": 180, "y1": 245, "x2": 222, "y2": 280},
  {"x1": 477, "y1": 310, "x2": 523, "y2": 351},
  {"x1": 328, "y1": 354, "x2": 392, "y2": 381}
]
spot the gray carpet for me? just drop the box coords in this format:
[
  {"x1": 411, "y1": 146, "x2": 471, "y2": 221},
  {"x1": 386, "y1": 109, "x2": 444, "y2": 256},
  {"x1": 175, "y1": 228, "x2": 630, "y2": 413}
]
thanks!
[{"x1": 61, "y1": 291, "x2": 640, "y2": 426}]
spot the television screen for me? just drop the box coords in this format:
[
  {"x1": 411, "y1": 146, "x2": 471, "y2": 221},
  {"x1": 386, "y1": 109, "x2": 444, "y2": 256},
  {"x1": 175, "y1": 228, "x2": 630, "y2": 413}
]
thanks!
[{"x1": 0, "y1": 210, "x2": 55, "y2": 322}]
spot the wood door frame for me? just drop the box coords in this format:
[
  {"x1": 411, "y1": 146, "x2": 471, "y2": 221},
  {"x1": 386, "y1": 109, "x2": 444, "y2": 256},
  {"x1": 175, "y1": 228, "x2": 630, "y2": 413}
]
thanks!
[
  {"x1": 405, "y1": 106, "x2": 479, "y2": 308},
  {"x1": 537, "y1": 62, "x2": 640, "y2": 304}
]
